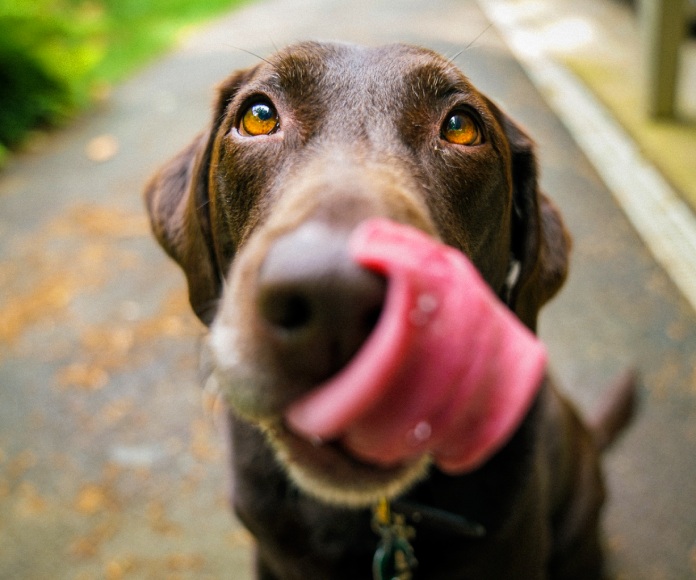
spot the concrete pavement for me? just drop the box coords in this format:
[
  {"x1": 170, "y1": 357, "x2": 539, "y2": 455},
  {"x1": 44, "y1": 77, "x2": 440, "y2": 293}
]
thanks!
[{"x1": 1, "y1": 0, "x2": 695, "y2": 578}]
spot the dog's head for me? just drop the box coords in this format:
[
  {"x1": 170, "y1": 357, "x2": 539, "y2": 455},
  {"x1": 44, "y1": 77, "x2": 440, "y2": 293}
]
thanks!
[{"x1": 145, "y1": 42, "x2": 570, "y2": 506}]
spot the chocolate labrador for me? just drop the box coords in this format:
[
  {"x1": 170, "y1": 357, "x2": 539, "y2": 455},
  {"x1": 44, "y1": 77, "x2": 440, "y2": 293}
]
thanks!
[{"x1": 145, "y1": 42, "x2": 634, "y2": 579}]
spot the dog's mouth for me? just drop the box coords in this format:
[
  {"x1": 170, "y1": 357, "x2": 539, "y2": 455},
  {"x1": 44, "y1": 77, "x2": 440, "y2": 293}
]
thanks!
[
  {"x1": 283, "y1": 219, "x2": 545, "y2": 477},
  {"x1": 258, "y1": 418, "x2": 431, "y2": 507},
  {"x1": 213, "y1": 218, "x2": 546, "y2": 507}
]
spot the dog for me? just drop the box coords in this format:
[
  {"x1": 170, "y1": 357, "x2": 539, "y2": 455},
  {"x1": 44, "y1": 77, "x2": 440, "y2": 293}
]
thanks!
[{"x1": 145, "y1": 41, "x2": 634, "y2": 579}]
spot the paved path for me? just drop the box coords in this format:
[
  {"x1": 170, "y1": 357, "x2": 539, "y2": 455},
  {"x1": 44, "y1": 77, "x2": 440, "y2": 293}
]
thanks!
[{"x1": 1, "y1": 0, "x2": 694, "y2": 578}]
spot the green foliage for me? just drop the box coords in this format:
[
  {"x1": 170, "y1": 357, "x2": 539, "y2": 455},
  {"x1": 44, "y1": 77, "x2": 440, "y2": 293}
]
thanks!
[
  {"x1": 94, "y1": 0, "x2": 250, "y2": 83},
  {"x1": 0, "y1": 0, "x2": 100, "y2": 148},
  {"x1": 0, "y1": 0, "x2": 246, "y2": 158}
]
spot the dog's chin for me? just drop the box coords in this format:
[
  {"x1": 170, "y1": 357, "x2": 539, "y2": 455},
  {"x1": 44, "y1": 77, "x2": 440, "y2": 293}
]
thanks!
[{"x1": 258, "y1": 420, "x2": 431, "y2": 508}]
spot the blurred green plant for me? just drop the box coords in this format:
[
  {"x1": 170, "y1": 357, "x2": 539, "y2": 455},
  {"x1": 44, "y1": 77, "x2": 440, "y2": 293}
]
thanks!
[{"x1": 0, "y1": 0, "x2": 247, "y2": 164}]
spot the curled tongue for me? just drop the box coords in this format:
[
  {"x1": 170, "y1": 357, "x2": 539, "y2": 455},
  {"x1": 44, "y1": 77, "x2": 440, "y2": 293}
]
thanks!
[{"x1": 285, "y1": 218, "x2": 547, "y2": 474}]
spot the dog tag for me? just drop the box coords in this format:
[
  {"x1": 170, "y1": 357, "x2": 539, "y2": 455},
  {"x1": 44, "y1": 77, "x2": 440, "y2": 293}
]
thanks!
[{"x1": 372, "y1": 498, "x2": 417, "y2": 580}]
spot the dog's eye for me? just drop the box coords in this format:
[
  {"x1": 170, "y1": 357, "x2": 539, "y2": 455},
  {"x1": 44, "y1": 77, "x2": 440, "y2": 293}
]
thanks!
[
  {"x1": 442, "y1": 112, "x2": 482, "y2": 146},
  {"x1": 240, "y1": 102, "x2": 279, "y2": 136}
]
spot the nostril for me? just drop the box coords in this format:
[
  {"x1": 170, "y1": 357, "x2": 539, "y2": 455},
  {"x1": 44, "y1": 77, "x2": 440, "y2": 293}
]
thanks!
[
  {"x1": 254, "y1": 222, "x2": 389, "y2": 383},
  {"x1": 363, "y1": 304, "x2": 383, "y2": 336},
  {"x1": 264, "y1": 292, "x2": 383, "y2": 338},
  {"x1": 260, "y1": 289, "x2": 313, "y2": 332}
]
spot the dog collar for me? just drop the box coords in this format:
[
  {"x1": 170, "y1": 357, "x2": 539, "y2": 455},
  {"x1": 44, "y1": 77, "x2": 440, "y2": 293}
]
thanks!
[
  {"x1": 502, "y1": 257, "x2": 522, "y2": 306},
  {"x1": 372, "y1": 498, "x2": 417, "y2": 580},
  {"x1": 371, "y1": 497, "x2": 485, "y2": 579}
]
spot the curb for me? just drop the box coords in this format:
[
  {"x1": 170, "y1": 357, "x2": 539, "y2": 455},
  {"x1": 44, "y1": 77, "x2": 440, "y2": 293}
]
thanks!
[{"x1": 479, "y1": 0, "x2": 696, "y2": 314}]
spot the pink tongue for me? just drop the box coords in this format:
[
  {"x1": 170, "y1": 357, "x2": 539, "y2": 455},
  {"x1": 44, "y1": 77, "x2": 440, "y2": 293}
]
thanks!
[{"x1": 285, "y1": 218, "x2": 547, "y2": 474}]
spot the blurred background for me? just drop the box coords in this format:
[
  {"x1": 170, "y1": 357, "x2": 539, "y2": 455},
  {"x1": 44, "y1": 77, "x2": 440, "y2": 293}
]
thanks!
[
  {"x1": 0, "y1": 0, "x2": 253, "y2": 166},
  {"x1": 1, "y1": 0, "x2": 695, "y2": 578}
]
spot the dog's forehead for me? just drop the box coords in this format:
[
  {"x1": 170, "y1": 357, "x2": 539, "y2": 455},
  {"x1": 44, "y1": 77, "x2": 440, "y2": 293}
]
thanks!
[{"x1": 262, "y1": 42, "x2": 476, "y2": 101}]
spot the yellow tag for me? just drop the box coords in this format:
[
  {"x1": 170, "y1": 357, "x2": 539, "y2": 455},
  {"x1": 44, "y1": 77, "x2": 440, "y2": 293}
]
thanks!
[{"x1": 374, "y1": 497, "x2": 391, "y2": 526}]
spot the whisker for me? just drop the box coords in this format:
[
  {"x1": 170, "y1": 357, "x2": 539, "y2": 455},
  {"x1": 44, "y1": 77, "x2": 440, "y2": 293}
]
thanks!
[
  {"x1": 223, "y1": 43, "x2": 273, "y2": 65},
  {"x1": 448, "y1": 23, "x2": 494, "y2": 63}
]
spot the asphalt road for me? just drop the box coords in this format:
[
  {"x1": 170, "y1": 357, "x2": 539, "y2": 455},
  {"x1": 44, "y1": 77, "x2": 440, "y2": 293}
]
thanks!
[{"x1": 1, "y1": 0, "x2": 694, "y2": 578}]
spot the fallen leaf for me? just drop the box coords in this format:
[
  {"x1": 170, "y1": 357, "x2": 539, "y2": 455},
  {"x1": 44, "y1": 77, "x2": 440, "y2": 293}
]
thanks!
[
  {"x1": 85, "y1": 134, "x2": 119, "y2": 163},
  {"x1": 70, "y1": 536, "x2": 99, "y2": 559},
  {"x1": 47, "y1": 204, "x2": 148, "y2": 239},
  {"x1": 69, "y1": 521, "x2": 120, "y2": 559},
  {"x1": 75, "y1": 483, "x2": 111, "y2": 515},
  {"x1": 56, "y1": 363, "x2": 109, "y2": 391},
  {"x1": 166, "y1": 553, "x2": 205, "y2": 572},
  {"x1": 189, "y1": 418, "x2": 220, "y2": 463},
  {"x1": 227, "y1": 529, "x2": 254, "y2": 547},
  {"x1": 81, "y1": 326, "x2": 135, "y2": 359},
  {"x1": 16, "y1": 482, "x2": 48, "y2": 516},
  {"x1": 147, "y1": 500, "x2": 182, "y2": 537},
  {"x1": 100, "y1": 398, "x2": 135, "y2": 425},
  {"x1": 104, "y1": 560, "x2": 124, "y2": 580},
  {"x1": 0, "y1": 275, "x2": 79, "y2": 344}
]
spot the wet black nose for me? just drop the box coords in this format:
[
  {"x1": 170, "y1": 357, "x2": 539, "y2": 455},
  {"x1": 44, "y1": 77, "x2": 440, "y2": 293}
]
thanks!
[{"x1": 256, "y1": 222, "x2": 386, "y2": 384}]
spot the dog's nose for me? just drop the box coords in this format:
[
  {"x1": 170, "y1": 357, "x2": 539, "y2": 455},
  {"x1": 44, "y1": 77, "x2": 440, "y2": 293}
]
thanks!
[{"x1": 256, "y1": 222, "x2": 386, "y2": 384}]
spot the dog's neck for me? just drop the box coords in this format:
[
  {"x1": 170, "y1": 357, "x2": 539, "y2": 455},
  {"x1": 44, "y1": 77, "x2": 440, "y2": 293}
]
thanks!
[{"x1": 388, "y1": 499, "x2": 486, "y2": 538}]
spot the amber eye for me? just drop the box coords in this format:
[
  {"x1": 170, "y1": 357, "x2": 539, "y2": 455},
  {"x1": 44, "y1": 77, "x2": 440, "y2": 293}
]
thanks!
[
  {"x1": 442, "y1": 112, "x2": 482, "y2": 146},
  {"x1": 240, "y1": 102, "x2": 279, "y2": 136}
]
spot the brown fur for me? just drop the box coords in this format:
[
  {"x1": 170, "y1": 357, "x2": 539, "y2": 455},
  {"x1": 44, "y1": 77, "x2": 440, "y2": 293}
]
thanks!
[{"x1": 145, "y1": 42, "x2": 633, "y2": 579}]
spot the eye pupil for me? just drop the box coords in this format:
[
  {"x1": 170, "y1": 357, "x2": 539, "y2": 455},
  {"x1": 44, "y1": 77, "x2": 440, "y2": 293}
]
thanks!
[
  {"x1": 253, "y1": 104, "x2": 273, "y2": 121},
  {"x1": 448, "y1": 115, "x2": 464, "y2": 132},
  {"x1": 241, "y1": 102, "x2": 279, "y2": 136}
]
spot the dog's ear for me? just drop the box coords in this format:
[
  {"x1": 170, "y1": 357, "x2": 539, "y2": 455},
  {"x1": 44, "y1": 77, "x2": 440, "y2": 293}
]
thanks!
[
  {"x1": 144, "y1": 68, "x2": 255, "y2": 325},
  {"x1": 497, "y1": 111, "x2": 571, "y2": 332}
]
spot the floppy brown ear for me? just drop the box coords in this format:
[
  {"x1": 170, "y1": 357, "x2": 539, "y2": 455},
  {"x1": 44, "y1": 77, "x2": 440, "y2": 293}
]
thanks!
[
  {"x1": 144, "y1": 69, "x2": 255, "y2": 325},
  {"x1": 499, "y1": 113, "x2": 572, "y2": 332}
]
